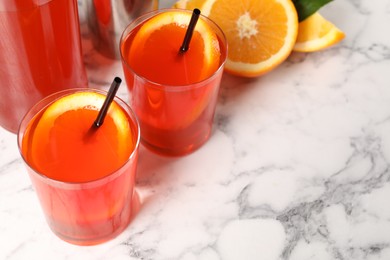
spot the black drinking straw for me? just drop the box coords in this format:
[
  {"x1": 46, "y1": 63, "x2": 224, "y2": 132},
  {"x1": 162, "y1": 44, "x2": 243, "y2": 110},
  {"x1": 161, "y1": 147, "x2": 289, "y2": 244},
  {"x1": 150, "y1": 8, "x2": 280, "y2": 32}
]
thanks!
[
  {"x1": 179, "y1": 9, "x2": 201, "y2": 53},
  {"x1": 92, "y1": 77, "x2": 122, "y2": 128}
]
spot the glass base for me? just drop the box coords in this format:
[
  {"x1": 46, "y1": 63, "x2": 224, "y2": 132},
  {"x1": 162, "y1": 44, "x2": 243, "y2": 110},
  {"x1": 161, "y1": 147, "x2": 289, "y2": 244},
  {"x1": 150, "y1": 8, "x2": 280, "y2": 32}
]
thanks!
[
  {"x1": 50, "y1": 190, "x2": 141, "y2": 246},
  {"x1": 140, "y1": 133, "x2": 211, "y2": 157}
]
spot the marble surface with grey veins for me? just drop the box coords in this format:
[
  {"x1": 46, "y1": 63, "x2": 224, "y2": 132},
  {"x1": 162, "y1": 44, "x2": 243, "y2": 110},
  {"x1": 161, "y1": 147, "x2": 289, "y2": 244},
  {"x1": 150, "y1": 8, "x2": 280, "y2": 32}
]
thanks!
[{"x1": 1, "y1": 0, "x2": 390, "y2": 259}]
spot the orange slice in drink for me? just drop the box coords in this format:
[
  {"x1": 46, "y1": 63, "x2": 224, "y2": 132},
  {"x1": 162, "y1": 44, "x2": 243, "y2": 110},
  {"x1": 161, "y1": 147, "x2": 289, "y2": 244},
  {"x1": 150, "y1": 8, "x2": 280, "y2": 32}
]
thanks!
[
  {"x1": 293, "y1": 12, "x2": 345, "y2": 52},
  {"x1": 128, "y1": 10, "x2": 221, "y2": 85},
  {"x1": 28, "y1": 92, "x2": 133, "y2": 182}
]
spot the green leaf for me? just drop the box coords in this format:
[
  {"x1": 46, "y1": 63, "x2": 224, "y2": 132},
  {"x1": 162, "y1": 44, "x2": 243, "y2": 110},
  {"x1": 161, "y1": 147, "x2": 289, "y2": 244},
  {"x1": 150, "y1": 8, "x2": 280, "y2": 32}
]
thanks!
[{"x1": 292, "y1": 0, "x2": 333, "y2": 22}]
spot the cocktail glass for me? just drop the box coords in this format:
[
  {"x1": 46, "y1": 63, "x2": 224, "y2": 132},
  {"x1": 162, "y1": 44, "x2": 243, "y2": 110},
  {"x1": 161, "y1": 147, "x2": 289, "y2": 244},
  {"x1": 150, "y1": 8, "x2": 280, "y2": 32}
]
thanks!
[
  {"x1": 17, "y1": 88, "x2": 140, "y2": 245},
  {"x1": 120, "y1": 9, "x2": 227, "y2": 156}
]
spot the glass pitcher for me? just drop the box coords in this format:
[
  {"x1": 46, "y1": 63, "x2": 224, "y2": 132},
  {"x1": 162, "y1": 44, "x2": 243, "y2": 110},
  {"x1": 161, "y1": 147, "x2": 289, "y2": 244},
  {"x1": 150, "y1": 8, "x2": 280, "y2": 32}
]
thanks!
[{"x1": 0, "y1": 0, "x2": 88, "y2": 133}]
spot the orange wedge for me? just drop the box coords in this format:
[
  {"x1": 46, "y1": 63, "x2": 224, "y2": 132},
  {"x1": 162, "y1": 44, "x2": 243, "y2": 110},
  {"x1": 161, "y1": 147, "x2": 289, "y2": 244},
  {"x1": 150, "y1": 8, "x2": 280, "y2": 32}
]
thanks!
[
  {"x1": 293, "y1": 12, "x2": 345, "y2": 52},
  {"x1": 185, "y1": 0, "x2": 299, "y2": 77}
]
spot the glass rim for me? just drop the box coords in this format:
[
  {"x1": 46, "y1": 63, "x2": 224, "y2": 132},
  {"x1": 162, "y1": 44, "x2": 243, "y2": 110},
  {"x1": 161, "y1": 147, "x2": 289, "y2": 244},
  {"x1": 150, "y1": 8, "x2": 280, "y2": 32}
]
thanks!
[
  {"x1": 17, "y1": 88, "x2": 141, "y2": 189},
  {"x1": 119, "y1": 8, "x2": 228, "y2": 92}
]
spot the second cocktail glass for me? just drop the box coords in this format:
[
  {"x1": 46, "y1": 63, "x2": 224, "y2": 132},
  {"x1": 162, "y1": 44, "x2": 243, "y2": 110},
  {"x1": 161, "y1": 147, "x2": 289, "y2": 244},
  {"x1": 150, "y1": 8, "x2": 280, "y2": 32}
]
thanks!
[{"x1": 120, "y1": 9, "x2": 227, "y2": 156}]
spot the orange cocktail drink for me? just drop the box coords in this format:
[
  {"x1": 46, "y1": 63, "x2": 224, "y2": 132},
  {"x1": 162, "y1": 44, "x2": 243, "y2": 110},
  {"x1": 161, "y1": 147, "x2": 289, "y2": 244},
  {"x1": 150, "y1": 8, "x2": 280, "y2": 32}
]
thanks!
[
  {"x1": 17, "y1": 88, "x2": 140, "y2": 245},
  {"x1": 120, "y1": 9, "x2": 227, "y2": 156}
]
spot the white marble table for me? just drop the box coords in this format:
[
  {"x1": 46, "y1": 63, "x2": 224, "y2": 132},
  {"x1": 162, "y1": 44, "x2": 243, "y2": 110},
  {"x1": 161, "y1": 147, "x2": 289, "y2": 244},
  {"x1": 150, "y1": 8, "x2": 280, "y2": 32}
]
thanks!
[{"x1": 2, "y1": 0, "x2": 390, "y2": 259}]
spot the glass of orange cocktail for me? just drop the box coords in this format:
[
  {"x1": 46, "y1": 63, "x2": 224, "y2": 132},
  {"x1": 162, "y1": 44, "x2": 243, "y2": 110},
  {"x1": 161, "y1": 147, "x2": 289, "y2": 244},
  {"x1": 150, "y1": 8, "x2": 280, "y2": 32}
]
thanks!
[
  {"x1": 120, "y1": 9, "x2": 227, "y2": 156},
  {"x1": 17, "y1": 87, "x2": 140, "y2": 245}
]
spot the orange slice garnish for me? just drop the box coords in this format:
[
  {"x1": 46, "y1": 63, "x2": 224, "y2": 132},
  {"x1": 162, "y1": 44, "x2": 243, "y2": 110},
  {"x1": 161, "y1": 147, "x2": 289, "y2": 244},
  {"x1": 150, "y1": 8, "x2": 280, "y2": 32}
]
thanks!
[
  {"x1": 28, "y1": 92, "x2": 133, "y2": 182},
  {"x1": 127, "y1": 10, "x2": 221, "y2": 85}
]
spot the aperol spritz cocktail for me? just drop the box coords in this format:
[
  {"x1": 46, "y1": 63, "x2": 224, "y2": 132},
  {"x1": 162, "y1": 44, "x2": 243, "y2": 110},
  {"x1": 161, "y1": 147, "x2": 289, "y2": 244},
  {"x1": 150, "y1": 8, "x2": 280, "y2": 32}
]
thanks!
[
  {"x1": 18, "y1": 88, "x2": 140, "y2": 245},
  {"x1": 120, "y1": 9, "x2": 227, "y2": 156}
]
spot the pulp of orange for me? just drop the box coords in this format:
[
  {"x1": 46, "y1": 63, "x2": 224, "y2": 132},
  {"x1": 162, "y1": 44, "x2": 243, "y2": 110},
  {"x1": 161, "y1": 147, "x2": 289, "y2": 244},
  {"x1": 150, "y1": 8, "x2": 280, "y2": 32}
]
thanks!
[
  {"x1": 21, "y1": 94, "x2": 135, "y2": 183},
  {"x1": 172, "y1": 0, "x2": 299, "y2": 77}
]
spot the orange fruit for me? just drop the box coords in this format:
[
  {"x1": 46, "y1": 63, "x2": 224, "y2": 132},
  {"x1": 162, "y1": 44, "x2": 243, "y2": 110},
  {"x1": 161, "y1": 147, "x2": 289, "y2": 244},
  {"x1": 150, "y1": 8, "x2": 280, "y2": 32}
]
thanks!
[
  {"x1": 293, "y1": 12, "x2": 345, "y2": 52},
  {"x1": 173, "y1": 0, "x2": 206, "y2": 10},
  {"x1": 128, "y1": 10, "x2": 221, "y2": 85},
  {"x1": 176, "y1": 0, "x2": 299, "y2": 77},
  {"x1": 26, "y1": 92, "x2": 133, "y2": 182}
]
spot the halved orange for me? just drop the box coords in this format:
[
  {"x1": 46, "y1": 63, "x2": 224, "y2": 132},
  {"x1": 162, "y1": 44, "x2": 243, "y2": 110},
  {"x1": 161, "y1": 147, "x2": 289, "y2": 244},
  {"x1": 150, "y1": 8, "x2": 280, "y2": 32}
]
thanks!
[
  {"x1": 179, "y1": 0, "x2": 299, "y2": 77},
  {"x1": 173, "y1": 0, "x2": 206, "y2": 10},
  {"x1": 293, "y1": 12, "x2": 345, "y2": 52}
]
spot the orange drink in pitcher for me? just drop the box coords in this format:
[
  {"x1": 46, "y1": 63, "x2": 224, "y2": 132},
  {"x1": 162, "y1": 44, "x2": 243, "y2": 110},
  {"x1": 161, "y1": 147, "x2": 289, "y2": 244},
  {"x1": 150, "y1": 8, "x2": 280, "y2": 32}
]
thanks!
[
  {"x1": 120, "y1": 9, "x2": 227, "y2": 156},
  {"x1": 0, "y1": 0, "x2": 87, "y2": 133}
]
